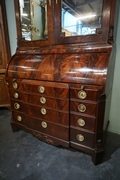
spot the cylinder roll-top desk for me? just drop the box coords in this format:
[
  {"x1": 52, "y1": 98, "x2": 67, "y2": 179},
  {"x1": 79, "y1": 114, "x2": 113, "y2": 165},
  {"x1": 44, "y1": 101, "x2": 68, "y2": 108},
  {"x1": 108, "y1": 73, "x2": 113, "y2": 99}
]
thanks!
[{"x1": 6, "y1": 0, "x2": 116, "y2": 164}]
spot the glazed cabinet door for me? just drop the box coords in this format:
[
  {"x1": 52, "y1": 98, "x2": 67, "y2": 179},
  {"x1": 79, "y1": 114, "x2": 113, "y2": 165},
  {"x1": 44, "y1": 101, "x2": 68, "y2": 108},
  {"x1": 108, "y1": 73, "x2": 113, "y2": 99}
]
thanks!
[
  {"x1": 14, "y1": 0, "x2": 53, "y2": 49},
  {"x1": 54, "y1": 0, "x2": 113, "y2": 45}
]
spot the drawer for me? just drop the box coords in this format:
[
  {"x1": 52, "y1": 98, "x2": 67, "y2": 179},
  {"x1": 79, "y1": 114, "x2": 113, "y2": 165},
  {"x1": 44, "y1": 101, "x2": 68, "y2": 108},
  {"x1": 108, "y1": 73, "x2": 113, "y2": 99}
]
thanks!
[
  {"x1": 9, "y1": 89, "x2": 22, "y2": 100},
  {"x1": 11, "y1": 100, "x2": 23, "y2": 111},
  {"x1": 25, "y1": 116, "x2": 69, "y2": 141},
  {"x1": 21, "y1": 80, "x2": 69, "y2": 98},
  {"x1": 8, "y1": 78, "x2": 22, "y2": 90},
  {"x1": 70, "y1": 100, "x2": 97, "y2": 116},
  {"x1": 23, "y1": 94, "x2": 69, "y2": 111},
  {"x1": 70, "y1": 84, "x2": 103, "y2": 101},
  {"x1": 70, "y1": 114, "x2": 95, "y2": 132},
  {"x1": 12, "y1": 111, "x2": 26, "y2": 125},
  {"x1": 70, "y1": 128, "x2": 94, "y2": 148},
  {"x1": 24, "y1": 104, "x2": 69, "y2": 126}
]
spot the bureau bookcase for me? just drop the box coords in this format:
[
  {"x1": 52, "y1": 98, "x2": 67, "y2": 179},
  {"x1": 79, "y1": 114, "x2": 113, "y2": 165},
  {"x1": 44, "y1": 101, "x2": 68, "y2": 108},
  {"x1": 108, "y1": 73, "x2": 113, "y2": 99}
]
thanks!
[{"x1": 6, "y1": 0, "x2": 116, "y2": 164}]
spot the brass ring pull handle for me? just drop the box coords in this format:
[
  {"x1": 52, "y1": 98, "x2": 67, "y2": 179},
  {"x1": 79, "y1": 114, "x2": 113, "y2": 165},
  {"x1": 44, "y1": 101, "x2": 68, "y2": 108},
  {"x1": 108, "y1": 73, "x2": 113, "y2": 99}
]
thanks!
[
  {"x1": 41, "y1": 108, "x2": 47, "y2": 115},
  {"x1": 78, "y1": 90, "x2": 87, "y2": 99},
  {"x1": 14, "y1": 103, "x2": 20, "y2": 110},
  {"x1": 40, "y1": 97, "x2": 46, "y2": 104},
  {"x1": 77, "y1": 118, "x2": 85, "y2": 127},
  {"x1": 13, "y1": 82, "x2": 18, "y2": 89},
  {"x1": 38, "y1": 86, "x2": 45, "y2": 93},
  {"x1": 41, "y1": 121, "x2": 47, "y2": 128},
  {"x1": 14, "y1": 92, "x2": 19, "y2": 99},
  {"x1": 76, "y1": 134, "x2": 84, "y2": 142},
  {"x1": 78, "y1": 104, "x2": 86, "y2": 113},
  {"x1": 17, "y1": 115, "x2": 22, "y2": 122}
]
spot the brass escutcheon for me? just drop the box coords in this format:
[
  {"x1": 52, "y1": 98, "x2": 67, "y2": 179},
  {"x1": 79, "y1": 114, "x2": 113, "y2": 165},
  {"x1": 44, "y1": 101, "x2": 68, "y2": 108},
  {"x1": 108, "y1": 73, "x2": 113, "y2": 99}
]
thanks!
[
  {"x1": 41, "y1": 108, "x2": 47, "y2": 115},
  {"x1": 76, "y1": 134, "x2": 84, "y2": 142},
  {"x1": 78, "y1": 90, "x2": 87, "y2": 99},
  {"x1": 77, "y1": 118, "x2": 85, "y2": 127},
  {"x1": 78, "y1": 104, "x2": 86, "y2": 113},
  {"x1": 14, "y1": 92, "x2": 19, "y2": 99},
  {"x1": 14, "y1": 103, "x2": 20, "y2": 110},
  {"x1": 17, "y1": 115, "x2": 22, "y2": 122},
  {"x1": 40, "y1": 97, "x2": 46, "y2": 104},
  {"x1": 13, "y1": 82, "x2": 18, "y2": 89},
  {"x1": 41, "y1": 121, "x2": 47, "y2": 128},
  {"x1": 38, "y1": 86, "x2": 45, "y2": 93}
]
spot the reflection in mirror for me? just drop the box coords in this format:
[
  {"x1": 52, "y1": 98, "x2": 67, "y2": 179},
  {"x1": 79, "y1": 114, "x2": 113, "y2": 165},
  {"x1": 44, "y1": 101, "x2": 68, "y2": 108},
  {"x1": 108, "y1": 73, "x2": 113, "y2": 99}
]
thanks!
[
  {"x1": 19, "y1": 0, "x2": 48, "y2": 41},
  {"x1": 61, "y1": 0, "x2": 103, "y2": 37}
]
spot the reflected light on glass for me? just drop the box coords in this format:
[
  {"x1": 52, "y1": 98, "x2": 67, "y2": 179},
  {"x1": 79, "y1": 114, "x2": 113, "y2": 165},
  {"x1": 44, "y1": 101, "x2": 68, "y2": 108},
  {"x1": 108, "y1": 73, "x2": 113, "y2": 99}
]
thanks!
[
  {"x1": 76, "y1": 14, "x2": 97, "y2": 20},
  {"x1": 21, "y1": 13, "x2": 28, "y2": 17}
]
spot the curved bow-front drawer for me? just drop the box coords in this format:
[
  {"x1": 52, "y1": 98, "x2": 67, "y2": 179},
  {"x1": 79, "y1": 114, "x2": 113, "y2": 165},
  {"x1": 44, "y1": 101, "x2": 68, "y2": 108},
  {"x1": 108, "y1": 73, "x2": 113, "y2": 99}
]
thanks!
[
  {"x1": 21, "y1": 80, "x2": 69, "y2": 99},
  {"x1": 22, "y1": 94, "x2": 69, "y2": 111}
]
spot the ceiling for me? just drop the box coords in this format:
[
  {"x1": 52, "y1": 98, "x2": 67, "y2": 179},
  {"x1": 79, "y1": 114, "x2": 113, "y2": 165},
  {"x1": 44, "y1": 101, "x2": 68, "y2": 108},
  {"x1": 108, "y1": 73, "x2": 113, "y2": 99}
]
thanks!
[{"x1": 62, "y1": 0, "x2": 103, "y2": 26}]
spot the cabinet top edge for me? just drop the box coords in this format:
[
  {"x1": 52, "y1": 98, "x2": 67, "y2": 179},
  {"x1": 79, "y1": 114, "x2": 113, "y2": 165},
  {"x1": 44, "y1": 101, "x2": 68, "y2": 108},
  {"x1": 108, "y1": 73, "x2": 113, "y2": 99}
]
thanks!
[{"x1": 16, "y1": 43, "x2": 112, "y2": 55}]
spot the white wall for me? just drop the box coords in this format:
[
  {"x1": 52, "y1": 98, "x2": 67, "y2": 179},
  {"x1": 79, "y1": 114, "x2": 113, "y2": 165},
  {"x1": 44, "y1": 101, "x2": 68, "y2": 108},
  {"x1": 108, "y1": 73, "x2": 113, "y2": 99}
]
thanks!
[
  {"x1": 5, "y1": 0, "x2": 17, "y2": 55},
  {"x1": 5, "y1": 0, "x2": 120, "y2": 134},
  {"x1": 108, "y1": 1, "x2": 120, "y2": 134}
]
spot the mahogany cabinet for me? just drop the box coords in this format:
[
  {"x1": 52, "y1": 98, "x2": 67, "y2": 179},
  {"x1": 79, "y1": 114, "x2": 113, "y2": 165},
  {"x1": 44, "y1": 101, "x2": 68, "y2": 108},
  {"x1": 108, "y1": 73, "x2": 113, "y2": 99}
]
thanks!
[
  {"x1": 0, "y1": 0, "x2": 11, "y2": 108},
  {"x1": 6, "y1": 0, "x2": 116, "y2": 164}
]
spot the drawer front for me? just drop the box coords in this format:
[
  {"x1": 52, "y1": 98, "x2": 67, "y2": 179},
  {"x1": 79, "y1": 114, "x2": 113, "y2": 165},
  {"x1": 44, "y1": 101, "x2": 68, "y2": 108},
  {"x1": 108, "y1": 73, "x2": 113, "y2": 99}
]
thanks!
[
  {"x1": 70, "y1": 101, "x2": 97, "y2": 116},
  {"x1": 26, "y1": 116, "x2": 69, "y2": 141},
  {"x1": 70, "y1": 86, "x2": 102, "y2": 101},
  {"x1": 24, "y1": 104, "x2": 69, "y2": 126},
  {"x1": 70, "y1": 114, "x2": 95, "y2": 132},
  {"x1": 9, "y1": 89, "x2": 22, "y2": 100},
  {"x1": 70, "y1": 128, "x2": 94, "y2": 148},
  {"x1": 8, "y1": 79, "x2": 22, "y2": 90},
  {"x1": 11, "y1": 100, "x2": 23, "y2": 111},
  {"x1": 22, "y1": 80, "x2": 69, "y2": 98},
  {"x1": 12, "y1": 111, "x2": 26, "y2": 125},
  {"x1": 23, "y1": 94, "x2": 69, "y2": 111}
]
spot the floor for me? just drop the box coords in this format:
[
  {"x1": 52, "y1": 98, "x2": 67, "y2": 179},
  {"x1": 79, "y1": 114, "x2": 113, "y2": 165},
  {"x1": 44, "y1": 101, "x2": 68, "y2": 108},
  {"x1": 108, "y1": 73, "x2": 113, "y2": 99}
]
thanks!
[{"x1": 0, "y1": 107, "x2": 120, "y2": 180}]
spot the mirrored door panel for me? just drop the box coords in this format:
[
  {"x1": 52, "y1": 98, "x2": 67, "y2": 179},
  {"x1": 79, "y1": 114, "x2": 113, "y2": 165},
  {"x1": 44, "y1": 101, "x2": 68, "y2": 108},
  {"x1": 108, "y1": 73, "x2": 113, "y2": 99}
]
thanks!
[
  {"x1": 61, "y1": 0, "x2": 103, "y2": 37},
  {"x1": 19, "y1": 0, "x2": 48, "y2": 41}
]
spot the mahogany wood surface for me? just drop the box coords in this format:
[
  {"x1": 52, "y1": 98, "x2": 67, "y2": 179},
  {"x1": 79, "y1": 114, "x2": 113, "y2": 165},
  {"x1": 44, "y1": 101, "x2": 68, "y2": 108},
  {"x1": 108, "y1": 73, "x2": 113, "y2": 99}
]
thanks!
[
  {"x1": 70, "y1": 85, "x2": 103, "y2": 101},
  {"x1": 70, "y1": 128, "x2": 94, "y2": 148},
  {"x1": 23, "y1": 94, "x2": 69, "y2": 111},
  {"x1": 6, "y1": 0, "x2": 117, "y2": 165},
  {"x1": 7, "y1": 48, "x2": 112, "y2": 86},
  {"x1": 0, "y1": 0, "x2": 11, "y2": 108},
  {"x1": 70, "y1": 101, "x2": 97, "y2": 117},
  {"x1": 70, "y1": 114, "x2": 96, "y2": 132}
]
